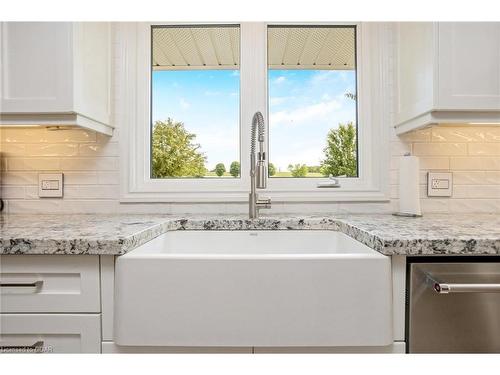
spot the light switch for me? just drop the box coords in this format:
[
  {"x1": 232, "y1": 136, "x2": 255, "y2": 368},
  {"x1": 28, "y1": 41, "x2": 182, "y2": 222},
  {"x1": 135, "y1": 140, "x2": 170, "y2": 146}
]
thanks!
[
  {"x1": 39, "y1": 173, "x2": 64, "y2": 198},
  {"x1": 427, "y1": 172, "x2": 452, "y2": 197}
]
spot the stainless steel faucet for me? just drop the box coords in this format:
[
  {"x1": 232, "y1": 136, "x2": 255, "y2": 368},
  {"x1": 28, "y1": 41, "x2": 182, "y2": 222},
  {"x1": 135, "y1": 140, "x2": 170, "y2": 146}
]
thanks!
[{"x1": 249, "y1": 111, "x2": 271, "y2": 219}]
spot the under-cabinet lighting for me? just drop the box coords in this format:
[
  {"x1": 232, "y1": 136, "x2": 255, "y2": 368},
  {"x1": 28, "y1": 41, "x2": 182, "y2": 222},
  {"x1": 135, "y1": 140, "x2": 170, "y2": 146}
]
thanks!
[{"x1": 468, "y1": 122, "x2": 500, "y2": 125}]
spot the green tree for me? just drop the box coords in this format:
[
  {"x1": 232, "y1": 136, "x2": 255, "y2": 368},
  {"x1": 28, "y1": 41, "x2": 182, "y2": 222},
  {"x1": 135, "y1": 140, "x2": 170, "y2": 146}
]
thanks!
[
  {"x1": 215, "y1": 163, "x2": 226, "y2": 177},
  {"x1": 320, "y1": 122, "x2": 357, "y2": 177},
  {"x1": 288, "y1": 163, "x2": 308, "y2": 178},
  {"x1": 307, "y1": 165, "x2": 321, "y2": 174},
  {"x1": 151, "y1": 118, "x2": 206, "y2": 178},
  {"x1": 268, "y1": 162, "x2": 276, "y2": 177},
  {"x1": 344, "y1": 92, "x2": 357, "y2": 101},
  {"x1": 229, "y1": 161, "x2": 240, "y2": 178}
]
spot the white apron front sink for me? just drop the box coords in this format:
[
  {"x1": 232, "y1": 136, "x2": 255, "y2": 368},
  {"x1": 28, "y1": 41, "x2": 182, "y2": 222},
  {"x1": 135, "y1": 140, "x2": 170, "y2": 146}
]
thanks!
[{"x1": 114, "y1": 230, "x2": 392, "y2": 347}]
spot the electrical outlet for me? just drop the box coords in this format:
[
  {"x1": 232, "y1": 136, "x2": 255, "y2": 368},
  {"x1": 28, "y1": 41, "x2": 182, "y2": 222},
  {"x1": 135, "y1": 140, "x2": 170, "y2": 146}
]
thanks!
[
  {"x1": 38, "y1": 173, "x2": 63, "y2": 198},
  {"x1": 427, "y1": 172, "x2": 452, "y2": 197}
]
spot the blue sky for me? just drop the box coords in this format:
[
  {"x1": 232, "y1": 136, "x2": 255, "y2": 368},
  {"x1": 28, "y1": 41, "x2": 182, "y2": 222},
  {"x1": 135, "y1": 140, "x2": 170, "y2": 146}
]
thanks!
[{"x1": 152, "y1": 69, "x2": 356, "y2": 171}]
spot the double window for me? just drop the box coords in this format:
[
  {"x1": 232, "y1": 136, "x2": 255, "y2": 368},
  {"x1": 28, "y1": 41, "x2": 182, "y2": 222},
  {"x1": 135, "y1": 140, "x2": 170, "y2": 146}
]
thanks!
[
  {"x1": 150, "y1": 24, "x2": 357, "y2": 180},
  {"x1": 121, "y1": 23, "x2": 389, "y2": 202}
]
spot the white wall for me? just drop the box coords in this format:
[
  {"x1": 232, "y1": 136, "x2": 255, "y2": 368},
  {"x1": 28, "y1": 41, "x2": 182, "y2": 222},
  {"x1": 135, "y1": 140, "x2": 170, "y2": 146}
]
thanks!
[{"x1": 1, "y1": 26, "x2": 499, "y2": 215}]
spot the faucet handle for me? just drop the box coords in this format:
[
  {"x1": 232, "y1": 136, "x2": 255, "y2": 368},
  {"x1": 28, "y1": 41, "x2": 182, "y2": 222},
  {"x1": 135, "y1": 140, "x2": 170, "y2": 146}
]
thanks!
[{"x1": 256, "y1": 197, "x2": 272, "y2": 209}]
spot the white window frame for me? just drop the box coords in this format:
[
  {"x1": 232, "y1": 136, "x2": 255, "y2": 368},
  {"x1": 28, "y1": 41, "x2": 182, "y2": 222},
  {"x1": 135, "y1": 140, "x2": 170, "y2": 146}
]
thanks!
[{"x1": 119, "y1": 22, "x2": 390, "y2": 203}]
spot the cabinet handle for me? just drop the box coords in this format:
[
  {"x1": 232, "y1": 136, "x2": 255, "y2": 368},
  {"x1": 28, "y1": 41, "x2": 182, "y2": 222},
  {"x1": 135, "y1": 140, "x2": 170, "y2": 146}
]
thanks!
[
  {"x1": 0, "y1": 340, "x2": 44, "y2": 352},
  {"x1": 0, "y1": 280, "x2": 43, "y2": 289},
  {"x1": 434, "y1": 283, "x2": 500, "y2": 294}
]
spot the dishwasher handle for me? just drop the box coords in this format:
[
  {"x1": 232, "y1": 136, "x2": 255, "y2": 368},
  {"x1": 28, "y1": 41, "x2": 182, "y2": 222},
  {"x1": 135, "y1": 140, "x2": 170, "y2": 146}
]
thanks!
[{"x1": 434, "y1": 282, "x2": 500, "y2": 294}]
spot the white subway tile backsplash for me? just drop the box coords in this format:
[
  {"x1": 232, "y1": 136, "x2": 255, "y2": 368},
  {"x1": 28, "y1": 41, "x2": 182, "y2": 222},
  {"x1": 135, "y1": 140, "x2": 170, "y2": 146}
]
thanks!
[
  {"x1": 413, "y1": 143, "x2": 467, "y2": 156},
  {"x1": 27, "y1": 143, "x2": 78, "y2": 157},
  {"x1": 468, "y1": 143, "x2": 500, "y2": 156},
  {"x1": 46, "y1": 129, "x2": 97, "y2": 143},
  {"x1": 60, "y1": 157, "x2": 118, "y2": 171},
  {"x1": 61, "y1": 200, "x2": 120, "y2": 214},
  {"x1": 63, "y1": 185, "x2": 118, "y2": 200},
  {"x1": 24, "y1": 186, "x2": 40, "y2": 199},
  {"x1": 486, "y1": 171, "x2": 500, "y2": 184},
  {"x1": 1, "y1": 186, "x2": 26, "y2": 199},
  {"x1": 449, "y1": 199, "x2": 500, "y2": 213},
  {"x1": 418, "y1": 157, "x2": 450, "y2": 170},
  {"x1": 0, "y1": 143, "x2": 26, "y2": 155},
  {"x1": 394, "y1": 125, "x2": 500, "y2": 214},
  {"x1": 63, "y1": 172, "x2": 99, "y2": 185},
  {"x1": 1, "y1": 128, "x2": 51, "y2": 143},
  {"x1": 399, "y1": 128, "x2": 432, "y2": 143},
  {"x1": 454, "y1": 185, "x2": 500, "y2": 199},
  {"x1": 7, "y1": 199, "x2": 62, "y2": 213},
  {"x1": 391, "y1": 141, "x2": 411, "y2": 156},
  {"x1": 450, "y1": 157, "x2": 500, "y2": 171},
  {"x1": 96, "y1": 171, "x2": 120, "y2": 185},
  {"x1": 79, "y1": 143, "x2": 119, "y2": 156},
  {"x1": 1, "y1": 172, "x2": 38, "y2": 185},
  {"x1": 453, "y1": 171, "x2": 487, "y2": 185},
  {"x1": 432, "y1": 127, "x2": 500, "y2": 143},
  {"x1": 7, "y1": 158, "x2": 61, "y2": 171},
  {"x1": 420, "y1": 199, "x2": 450, "y2": 213}
]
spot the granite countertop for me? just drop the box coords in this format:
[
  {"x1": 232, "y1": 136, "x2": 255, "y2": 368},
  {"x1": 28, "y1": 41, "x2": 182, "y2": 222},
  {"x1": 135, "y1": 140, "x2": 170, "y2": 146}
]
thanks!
[{"x1": 0, "y1": 213, "x2": 499, "y2": 256}]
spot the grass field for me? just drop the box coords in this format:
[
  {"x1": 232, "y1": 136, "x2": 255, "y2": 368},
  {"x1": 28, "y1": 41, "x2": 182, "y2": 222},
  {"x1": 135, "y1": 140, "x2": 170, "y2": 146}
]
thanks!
[
  {"x1": 273, "y1": 172, "x2": 324, "y2": 178},
  {"x1": 204, "y1": 171, "x2": 324, "y2": 178}
]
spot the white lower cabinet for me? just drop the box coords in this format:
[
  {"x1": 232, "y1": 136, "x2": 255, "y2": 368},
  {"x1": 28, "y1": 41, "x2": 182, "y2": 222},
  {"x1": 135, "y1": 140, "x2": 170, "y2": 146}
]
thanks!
[
  {"x1": 101, "y1": 342, "x2": 405, "y2": 354},
  {"x1": 0, "y1": 314, "x2": 101, "y2": 353},
  {"x1": 0, "y1": 255, "x2": 100, "y2": 313},
  {"x1": 0, "y1": 255, "x2": 102, "y2": 353},
  {"x1": 0, "y1": 254, "x2": 405, "y2": 354},
  {"x1": 101, "y1": 342, "x2": 252, "y2": 353}
]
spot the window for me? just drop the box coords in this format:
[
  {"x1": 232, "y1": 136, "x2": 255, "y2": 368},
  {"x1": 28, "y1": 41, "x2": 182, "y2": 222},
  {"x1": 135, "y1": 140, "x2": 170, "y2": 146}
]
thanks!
[
  {"x1": 267, "y1": 26, "x2": 358, "y2": 179},
  {"x1": 151, "y1": 25, "x2": 240, "y2": 179},
  {"x1": 121, "y1": 23, "x2": 389, "y2": 202}
]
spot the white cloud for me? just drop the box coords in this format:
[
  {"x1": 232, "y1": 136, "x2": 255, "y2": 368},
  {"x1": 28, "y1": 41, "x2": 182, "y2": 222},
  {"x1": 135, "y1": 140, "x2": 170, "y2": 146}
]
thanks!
[
  {"x1": 270, "y1": 96, "x2": 291, "y2": 106},
  {"x1": 270, "y1": 99, "x2": 341, "y2": 127},
  {"x1": 179, "y1": 98, "x2": 190, "y2": 110},
  {"x1": 272, "y1": 147, "x2": 324, "y2": 170},
  {"x1": 272, "y1": 76, "x2": 287, "y2": 84},
  {"x1": 310, "y1": 71, "x2": 336, "y2": 84},
  {"x1": 204, "y1": 90, "x2": 221, "y2": 96}
]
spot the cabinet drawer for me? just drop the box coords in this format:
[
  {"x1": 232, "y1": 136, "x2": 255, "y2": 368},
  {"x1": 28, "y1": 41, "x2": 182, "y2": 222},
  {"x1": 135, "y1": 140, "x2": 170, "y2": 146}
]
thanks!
[
  {"x1": 0, "y1": 255, "x2": 100, "y2": 313},
  {"x1": 0, "y1": 314, "x2": 101, "y2": 353}
]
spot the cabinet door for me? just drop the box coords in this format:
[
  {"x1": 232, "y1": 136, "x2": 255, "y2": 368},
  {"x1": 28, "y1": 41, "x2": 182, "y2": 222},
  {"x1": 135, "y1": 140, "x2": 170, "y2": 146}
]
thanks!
[
  {"x1": 0, "y1": 255, "x2": 100, "y2": 313},
  {"x1": 0, "y1": 22, "x2": 73, "y2": 113},
  {"x1": 437, "y1": 22, "x2": 500, "y2": 110},
  {"x1": 394, "y1": 22, "x2": 436, "y2": 125},
  {"x1": 0, "y1": 314, "x2": 101, "y2": 353}
]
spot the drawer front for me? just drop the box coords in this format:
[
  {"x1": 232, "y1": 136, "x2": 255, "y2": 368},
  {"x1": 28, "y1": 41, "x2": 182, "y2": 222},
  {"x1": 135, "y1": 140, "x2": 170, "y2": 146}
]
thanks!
[
  {"x1": 0, "y1": 314, "x2": 101, "y2": 353},
  {"x1": 0, "y1": 255, "x2": 100, "y2": 313}
]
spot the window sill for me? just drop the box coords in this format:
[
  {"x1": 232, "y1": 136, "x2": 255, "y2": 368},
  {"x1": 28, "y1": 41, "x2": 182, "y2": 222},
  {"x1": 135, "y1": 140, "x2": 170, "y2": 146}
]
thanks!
[{"x1": 119, "y1": 189, "x2": 389, "y2": 203}]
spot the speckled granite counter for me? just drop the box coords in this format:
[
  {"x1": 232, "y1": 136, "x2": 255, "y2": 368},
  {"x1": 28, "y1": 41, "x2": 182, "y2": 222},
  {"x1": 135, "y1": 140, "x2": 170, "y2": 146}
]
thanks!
[{"x1": 1, "y1": 213, "x2": 499, "y2": 256}]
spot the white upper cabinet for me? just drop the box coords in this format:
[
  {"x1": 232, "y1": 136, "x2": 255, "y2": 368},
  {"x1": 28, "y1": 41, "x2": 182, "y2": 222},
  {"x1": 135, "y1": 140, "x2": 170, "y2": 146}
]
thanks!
[
  {"x1": 394, "y1": 22, "x2": 500, "y2": 134},
  {"x1": 0, "y1": 22, "x2": 113, "y2": 135}
]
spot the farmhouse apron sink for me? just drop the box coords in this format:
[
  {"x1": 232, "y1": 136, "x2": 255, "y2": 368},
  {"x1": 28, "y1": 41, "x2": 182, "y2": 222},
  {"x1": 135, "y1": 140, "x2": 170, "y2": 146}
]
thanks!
[{"x1": 114, "y1": 230, "x2": 392, "y2": 347}]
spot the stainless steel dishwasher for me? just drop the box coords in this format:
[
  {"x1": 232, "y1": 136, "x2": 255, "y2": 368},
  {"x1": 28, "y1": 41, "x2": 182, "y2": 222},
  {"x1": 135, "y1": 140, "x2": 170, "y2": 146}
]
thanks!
[{"x1": 407, "y1": 257, "x2": 500, "y2": 353}]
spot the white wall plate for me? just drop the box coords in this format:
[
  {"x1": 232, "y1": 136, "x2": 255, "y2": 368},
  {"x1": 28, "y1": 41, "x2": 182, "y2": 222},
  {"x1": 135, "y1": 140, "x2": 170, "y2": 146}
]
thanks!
[
  {"x1": 427, "y1": 172, "x2": 453, "y2": 197},
  {"x1": 38, "y1": 173, "x2": 64, "y2": 198}
]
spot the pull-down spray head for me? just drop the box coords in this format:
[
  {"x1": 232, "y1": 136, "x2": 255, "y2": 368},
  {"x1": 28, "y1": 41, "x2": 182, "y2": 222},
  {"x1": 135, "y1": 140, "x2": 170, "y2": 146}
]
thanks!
[
  {"x1": 249, "y1": 111, "x2": 271, "y2": 219},
  {"x1": 251, "y1": 111, "x2": 267, "y2": 189}
]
